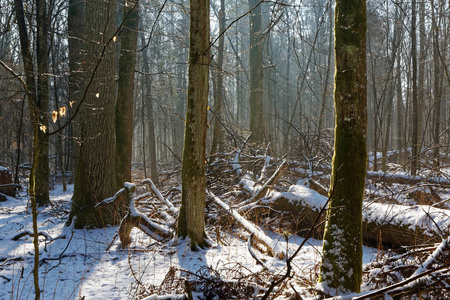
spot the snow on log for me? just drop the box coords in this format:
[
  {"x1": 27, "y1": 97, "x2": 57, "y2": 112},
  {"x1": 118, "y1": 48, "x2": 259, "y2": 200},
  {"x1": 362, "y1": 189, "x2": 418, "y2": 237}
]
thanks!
[
  {"x1": 263, "y1": 184, "x2": 450, "y2": 248},
  {"x1": 208, "y1": 190, "x2": 286, "y2": 259},
  {"x1": 367, "y1": 171, "x2": 450, "y2": 187}
]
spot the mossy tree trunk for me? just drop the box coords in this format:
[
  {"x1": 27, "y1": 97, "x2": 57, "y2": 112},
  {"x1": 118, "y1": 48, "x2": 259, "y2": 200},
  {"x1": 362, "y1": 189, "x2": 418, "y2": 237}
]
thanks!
[
  {"x1": 248, "y1": 0, "x2": 265, "y2": 147},
  {"x1": 116, "y1": 0, "x2": 139, "y2": 188},
  {"x1": 177, "y1": 0, "x2": 209, "y2": 249},
  {"x1": 209, "y1": 0, "x2": 225, "y2": 160},
  {"x1": 70, "y1": 0, "x2": 119, "y2": 228},
  {"x1": 319, "y1": 0, "x2": 367, "y2": 295},
  {"x1": 14, "y1": 0, "x2": 50, "y2": 208},
  {"x1": 13, "y1": 0, "x2": 51, "y2": 297}
]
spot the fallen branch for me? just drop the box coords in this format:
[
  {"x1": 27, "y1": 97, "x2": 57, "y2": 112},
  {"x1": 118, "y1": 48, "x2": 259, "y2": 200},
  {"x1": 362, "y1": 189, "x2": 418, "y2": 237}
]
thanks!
[
  {"x1": 12, "y1": 230, "x2": 52, "y2": 241},
  {"x1": 208, "y1": 189, "x2": 286, "y2": 259},
  {"x1": 142, "y1": 178, "x2": 177, "y2": 214},
  {"x1": 240, "y1": 160, "x2": 289, "y2": 209},
  {"x1": 247, "y1": 233, "x2": 268, "y2": 270},
  {"x1": 97, "y1": 182, "x2": 173, "y2": 247},
  {"x1": 350, "y1": 263, "x2": 450, "y2": 300}
]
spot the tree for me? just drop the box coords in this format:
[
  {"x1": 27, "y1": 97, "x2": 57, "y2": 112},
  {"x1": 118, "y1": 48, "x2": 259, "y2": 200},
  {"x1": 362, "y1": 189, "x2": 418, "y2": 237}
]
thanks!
[
  {"x1": 209, "y1": 0, "x2": 226, "y2": 160},
  {"x1": 14, "y1": 0, "x2": 50, "y2": 207},
  {"x1": 116, "y1": 0, "x2": 139, "y2": 187},
  {"x1": 319, "y1": 0, "x2": 367, "y2": 295},
  {"x1": 177, "y1": 0, "x2": 210, "y2": 249},
  {"x1": 410, "y1": 0, "x2": 419, "y2": 175},
  {"x1": 140, "y1": 33, "x2": 159, "y2": 185},
  {"x1": 69, "y1": 0, "x2": 119, "y2": 228},
  {"x1": 248, "y1": 0, "x2": 265, "y2": 146},
  {"x1": 431, "y1": 0, "x2": 443, "y2": 170}
]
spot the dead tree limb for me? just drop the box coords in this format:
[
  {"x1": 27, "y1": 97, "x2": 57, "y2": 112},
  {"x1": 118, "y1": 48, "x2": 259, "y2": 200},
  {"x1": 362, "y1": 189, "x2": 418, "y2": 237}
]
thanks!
[
  {"x1": 208, "y1": 189, "x2": 286, "y2": 259},
  {"x1": 239, "y1": 160, "x2": 289, "y2": 210},
  {"x1": 97, "y1": 182, "x2": 173, "y2": 247}
]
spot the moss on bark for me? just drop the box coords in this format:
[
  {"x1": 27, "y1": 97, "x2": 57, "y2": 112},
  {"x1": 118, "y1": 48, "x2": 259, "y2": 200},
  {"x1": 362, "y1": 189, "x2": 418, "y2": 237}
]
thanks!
[
  {"x1": 319, "y1": 0, "x2": 367, "y2": 295},
  {"x1": 177, "y1": 0, "x2": 210, "y2": 249}
]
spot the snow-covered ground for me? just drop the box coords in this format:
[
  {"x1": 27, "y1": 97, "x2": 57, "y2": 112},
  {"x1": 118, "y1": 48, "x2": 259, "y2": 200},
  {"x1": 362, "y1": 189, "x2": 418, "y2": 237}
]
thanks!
[{"x1": 0, "y1": 184, "x2": 377, "y2": 300}]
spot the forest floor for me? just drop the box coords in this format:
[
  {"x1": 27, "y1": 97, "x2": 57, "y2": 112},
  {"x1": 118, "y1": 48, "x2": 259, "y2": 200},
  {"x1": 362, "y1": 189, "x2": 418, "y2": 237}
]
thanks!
[
  {"x1": 0, "y1": 184, "x2": 377, "y2": 299},
  {"x1": 1, "y1": 156, "x2": 450, "y2": 299}
]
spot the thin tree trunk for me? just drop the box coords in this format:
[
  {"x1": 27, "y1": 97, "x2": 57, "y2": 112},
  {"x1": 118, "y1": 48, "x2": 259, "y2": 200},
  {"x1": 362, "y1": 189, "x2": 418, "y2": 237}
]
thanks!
[
  {"x1": 431, "y1": 0, "x2": 442, "y2": 171},
  {"x1": 209, "y1": 0, "x2": 225, "y2": 160},
  {"x1": 318, "y1": 4, "x2": 333, "y2": 136},
  {"x1": 177, "y1": 0, "x2": 210, "y2": 249},
  {"x1": 116, "y1": 0, "x2": 139, "y2": 187},
  {"x1": 141, "y1": 35, "x2": 159, "y2": 185},
  {"x1": 411, "y1": 0, "x2": 419, "y2": 175},
  {"x1": 248, "y1": 0, "x2": 265, "y2": 146}
]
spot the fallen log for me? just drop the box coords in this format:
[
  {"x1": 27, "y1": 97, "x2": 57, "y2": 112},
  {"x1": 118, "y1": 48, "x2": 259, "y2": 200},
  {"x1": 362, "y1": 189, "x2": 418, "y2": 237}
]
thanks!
[
  {"x1": 367, "y1": 171, "x2": 450, "y2": 188},
  {"x1": 208, "y1": 190, "x2": 286, "y2": 259},
  {"x1": 263, "y1": 184, "x2": 450, "y2": 248}
]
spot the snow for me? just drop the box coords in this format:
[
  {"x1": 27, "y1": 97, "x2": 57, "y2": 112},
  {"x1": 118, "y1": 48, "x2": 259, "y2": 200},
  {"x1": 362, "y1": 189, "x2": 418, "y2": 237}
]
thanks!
[
  {"x1": 363, "y1": 202, "x2": 450, "y2": 236},
  {"x1": 0, "y1": 166, "x2": 10, "y2": 172},
  {"x1": 267, "y1": 183, "x2": 328, "y2": 211},
  {"x1": 0, "y1": 184, "x2": 377, "y2": 299}
]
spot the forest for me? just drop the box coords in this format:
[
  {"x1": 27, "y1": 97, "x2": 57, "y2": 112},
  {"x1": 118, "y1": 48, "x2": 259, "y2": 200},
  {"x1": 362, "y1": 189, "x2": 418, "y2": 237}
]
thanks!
[{"x1": 0, "y1": 0, "x2": 450, "y2": 299}]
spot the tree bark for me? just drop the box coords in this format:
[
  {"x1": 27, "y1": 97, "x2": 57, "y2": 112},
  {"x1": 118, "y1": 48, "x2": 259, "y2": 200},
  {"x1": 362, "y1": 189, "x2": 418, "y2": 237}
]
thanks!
[
  {"x1": 431, "y1": 0, "x2": 442, "y2": 171},
  {"x1": 248, "y1": 0, "x2": 265, "y2": 147},
  {"x1": 319, "y1": 0, "x2": 367, "y2": 295},
  {"x1": 68, "y1": 0, "x2": 86, "y2": 174},
  {"x1": 411, "y1": 0, "x2": 419, "y2": 176},
  {"x1": 14, "y1": 0, "x2": 50, "y2": 207},
  {"x1": 116, "y1": 0, "x2": 139, "y2": 187},
  {"x1": 209, "y1": 0, "x2": 226, "y2": 160},
  {"x1": 140, "y1": 34, "x2": 159, "y2": 185},
  {"x1": 177, "y1": 0, "x2": 210, "y2": 249},
  {"x1": 70, "y1": 0, "x2": 119, "y2": 228}
]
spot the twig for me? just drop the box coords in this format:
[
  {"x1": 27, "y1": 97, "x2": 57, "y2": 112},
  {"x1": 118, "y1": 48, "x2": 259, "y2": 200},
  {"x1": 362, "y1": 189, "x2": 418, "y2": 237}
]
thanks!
[{"x1": 247, "y1": 233, "x2": 269, "y2": 270}]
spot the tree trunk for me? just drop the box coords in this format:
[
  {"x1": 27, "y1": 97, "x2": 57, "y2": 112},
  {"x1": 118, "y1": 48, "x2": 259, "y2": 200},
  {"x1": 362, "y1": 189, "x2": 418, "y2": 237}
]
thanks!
[
  {"x1": 431, "y1": 0, "x2": 442, "y2": 171},
  {"x1": 34, "y1": 0, "x2": 50, "y2": 207},
  {"x1": 68, "y1": 0, "x2": 86, "y2": 174},
  {"x1": 319, "y1": 0, "x2": 367, "y2": 295},
  {"x1": 141, "y1": 34, "x2": 159, "y2": 185},
  {"x1": 248, "y1": 0, "x2": 265, "y2": 147},
  {"x1": 70, "y1": 0, "x2": 119, "y2": 228},
  {"x1": 209, "y1": 0, "x2": 225, "y2": 160},
  {"x1": 116, "y1": 0, "x2": 139, "y2": 187},
  {"x1": 177, "y1": 0, "x2": 209, "y2": 249},
  {"x1": 14, "y1": 0, "x2": 50, "y2": 207},
  {"x1": 395, "y1": 58, "x2": 405, "y2": 164},
  {"x1": 317, "y1": 5, "x2": 333, "y2": 136},
  {"x1": 411, "y1": 0, "x2": 419, "y2": 176}
]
